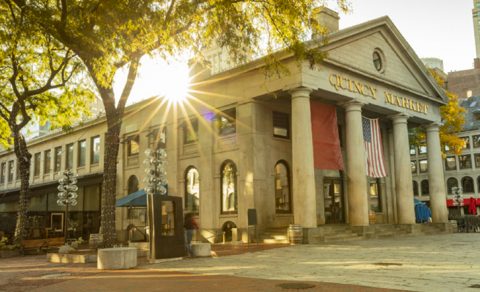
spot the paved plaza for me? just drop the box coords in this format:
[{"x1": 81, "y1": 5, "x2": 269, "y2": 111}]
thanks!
[{"x1": 0, "y1": 233, "x2": 478, "y2": 291}]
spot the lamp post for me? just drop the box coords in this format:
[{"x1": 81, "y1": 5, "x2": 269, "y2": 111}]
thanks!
[
  {"x1": 57, "y1": 170, "x2": 78, "y2": 244},
  {"x1": 143, "y1": 148, "x2": 168, "y2": 196}
]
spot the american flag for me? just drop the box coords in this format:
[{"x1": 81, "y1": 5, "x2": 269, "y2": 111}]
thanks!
[{"x1": 362, "y1": 117, "x2": 387, "y2": 178}]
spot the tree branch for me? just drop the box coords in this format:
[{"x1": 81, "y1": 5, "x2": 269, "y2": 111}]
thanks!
[{"x1": 117, "y1": 54, "x2": 141, "y2": 113}]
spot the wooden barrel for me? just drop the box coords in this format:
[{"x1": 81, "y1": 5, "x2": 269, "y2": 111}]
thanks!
[{"x1": 287, "y1": 224, "x2": 303, "y2": 244}]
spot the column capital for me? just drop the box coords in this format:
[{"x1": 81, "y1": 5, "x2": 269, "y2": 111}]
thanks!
[
  {"x1": 426, "y1": 123, "x2": 441, "y2": 133},
  {"x1": 341, "y1": 100, "x2": 364, "y2": 113},
  {"x1": 289, "y1": 87, "x2": 313, "y2": 99},
  {"x1": 390, "y1": 113, "x2": 409, "y2": 125}
]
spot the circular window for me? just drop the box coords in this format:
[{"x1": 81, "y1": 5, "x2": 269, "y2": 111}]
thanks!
[{"x1": 372, "y1": 49, "x2": 385, "y2": 73}]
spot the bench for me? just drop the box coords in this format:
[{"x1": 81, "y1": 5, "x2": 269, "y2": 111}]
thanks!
[{"x1": 21, "y1": 237, "x2": 65, "y2": 253}]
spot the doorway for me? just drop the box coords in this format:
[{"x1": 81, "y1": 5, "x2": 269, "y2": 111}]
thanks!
[{"x1": 323, "y1": 178, "x2": 345, "y2": 224}]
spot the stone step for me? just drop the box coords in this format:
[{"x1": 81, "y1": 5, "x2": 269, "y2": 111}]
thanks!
[{"x1": 263, "y1": 238, "x2": 290, "y2": 244}]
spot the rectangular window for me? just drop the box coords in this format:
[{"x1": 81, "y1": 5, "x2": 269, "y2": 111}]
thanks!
[
  {"x1": 445, "y1": 156, "x2": 456, "y2": 171},
  {"x1": 272, "y1": 111, "x2": 290, "y2": 138},
  {"x1": 78, "y1": 140, "x2": 86, "y2": 167},
  {"x1": 459, "y1": 154, "x2": 472, "y2": 169},
  {"x1": 34, "y1": 153, "x2": 41, "y2": 176},
  {"x1": 148, "y1": 127, "x2": 166, "y2": 150},
  {"x1": 418, "y1": 145, "x2": 427, "y2": 154},
  {"x1": 369, "y1": 179, "x2": 382, "y2": 213},
  {"x1": 65, "y1": 143, "x2": 74, "y2": 170},
  {"x1": 217, "y1": 108, "x2": 236, "y2": 136},
  {"x1": 461, "y1": 137, "x2": 470, "y2": 149},
  {"x1": 54, "y1": 146, "x2": 62, "y2": 172},
  {"x1": 91, "y1": 136, "x2": 100, "y2": 164},
  {"x1": 15, "y1": 162, "x2": 19, "y2": 181},
  {"x1": 475, "y1": 153, "x2": 480, "y2": 168},
  {"x1": 183, "y1": 118, "x2": 198, "y2": 144},
  {"x1": 127, "y1": 135, "x2": 140, "y2": 156},
  {"x1": 7, "y1": 160, "x2": 14, "y2": 182},
  {"x1": 0, "y1": 162, "x2": 5, "y2": 184},
  {"x1": 410, "y1": 161, "x2": 417, "y2": 174},
  {"x1": 473, "y1": 135, "x2": 480, "y2": 148},
  {"x1": 44, "y1": 149, "x2": 51, "y2": 174},
  {"x1": 409, "y1": 145, "x2": 416, "y2": 156},
  {"x1": 419, "y1": 159, "x2": 428, "y2": 173}
]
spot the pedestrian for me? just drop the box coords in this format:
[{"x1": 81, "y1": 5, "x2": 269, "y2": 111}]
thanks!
[{"x1": 184, "y1": 213, "x2": 198, "y2": 256}]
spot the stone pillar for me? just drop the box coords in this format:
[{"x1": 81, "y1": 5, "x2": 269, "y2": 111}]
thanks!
[
  {"x1": 426, "y1": 124, "x2": 449, "y2": 223},
  {"x1": 290, "y1": 87, "x2": 317, "y2": 228},
  {"x1": 344, "y1": 101, "x2": 369, "y2": 226},
  {"x1": 391, "y1": 114, "x2": 415, "y2": 224}
]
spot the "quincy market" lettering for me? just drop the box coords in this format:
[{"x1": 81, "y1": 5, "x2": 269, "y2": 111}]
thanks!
[
  {"x1": 384, "y1": 91, "x2": 429, "y2": 114},
  {"x1": 328, "y1": 73, "x2": 377, "y2": 99}
]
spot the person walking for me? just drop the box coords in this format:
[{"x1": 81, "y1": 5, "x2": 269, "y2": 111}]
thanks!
[{"x1": 184, "y1": 213, "x2": 198, "y2": 256}]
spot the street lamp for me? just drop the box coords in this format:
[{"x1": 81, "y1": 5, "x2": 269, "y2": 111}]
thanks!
[
  {"x1": 143, "y1": 148, "x2": 168, "y2": 196},
  {"x1": 57, "y1": 170, "x2": 78, "y2": 244}
]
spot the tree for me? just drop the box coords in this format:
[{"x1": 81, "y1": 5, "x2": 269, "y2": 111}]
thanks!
[
  {"x1": 410, "y1": 69, "x2": 465, "y2": 155},
  {"x1": 0, "y1": 2, "x2": 93, "y2": 244},
  {"x1": 12, "y1": 0, "x2": 348, "y2": 246}
]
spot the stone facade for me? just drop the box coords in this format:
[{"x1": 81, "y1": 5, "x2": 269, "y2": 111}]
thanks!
[{"x1": 0, "y1": 14, "x2": 449, "y2": 243}]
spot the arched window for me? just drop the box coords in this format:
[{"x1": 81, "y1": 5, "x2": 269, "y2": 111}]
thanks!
[
  {"x1": 221, "y1": 160, "x2": 237, "y2": 214},
  {"x1": 412, "y1": 181, "x2": 419, "y2": 196},
  {"x1": 127, "y1": 175, "x2": 139, "y2": 194},
  {"x1": 185, "y1": 166, "x2": 200, "y2": 213},
  {"x1": 447, "y1": 178, "x2": 459, "y2": 194},
  {"x1": 421, "y1": 180, "x2": 429, "y2": 196},
  {"x1": 274, "y1": 161, "x2": 291, "y2": 213},
  {"x1": 462, "y1": 176, "x2": 474, "y2": 193}
]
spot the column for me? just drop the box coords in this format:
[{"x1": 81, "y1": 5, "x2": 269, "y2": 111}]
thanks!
[
  {"x1": 344, "y1": 101, "x2": 369, "y2": 226},
  {"x1": 426, "y1": 124, "x2": 449, "y2": 223},
  {"x1": 391, "y1": 114, "x2": 415, "y2": 224},
  {"x1": 290, "y1": 87, "x2": 317, "y2": 228}
]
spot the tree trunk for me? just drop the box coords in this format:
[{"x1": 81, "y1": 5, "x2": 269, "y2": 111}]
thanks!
[
  {"x1": 13, "y1": 132, "x2": 32, "y2": 245},
  {"x1": 99, "y1": 98, "x2": 123, "y2": 247}
]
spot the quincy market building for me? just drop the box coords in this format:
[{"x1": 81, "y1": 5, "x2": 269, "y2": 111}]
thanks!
[{"x1": 0, "y1": 10, "x2": 450, "y2": 243}]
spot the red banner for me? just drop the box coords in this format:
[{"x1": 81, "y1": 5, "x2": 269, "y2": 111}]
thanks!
[{"x1": 310, "y1": 101, "x2": 344, "y2": 170}]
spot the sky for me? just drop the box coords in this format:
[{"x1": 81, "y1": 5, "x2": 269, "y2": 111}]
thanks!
[
  {"x1": 116, "y1": 0, "x2": 476, "y2": 104},
  {"x1": 339, "y1": 0, "x2": 475, "y2": 72}
]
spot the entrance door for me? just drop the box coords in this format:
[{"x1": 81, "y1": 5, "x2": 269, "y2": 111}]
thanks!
[{"x1": 323, "y1": 178, "x2": 345, "y2": 224}]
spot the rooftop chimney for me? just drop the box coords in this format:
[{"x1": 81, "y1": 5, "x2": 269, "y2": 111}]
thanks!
[{"x1": 311, "y1": 6, "x2": 339, "y2": 39}]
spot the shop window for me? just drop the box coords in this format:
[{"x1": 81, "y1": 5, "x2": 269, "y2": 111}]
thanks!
[
  {"x1": 34, "y1": 153, "x2": 41, "y2": 177},
  {"x1": 272, "y1": 112, "x2": 289, "y2": 139},
  {"x1": 0, "y1": 162, "x2": 5, "y2": 184},
  {"x1": 183, "y1": 119, "x2": 198, "y2": 144},
  {"x1": 462, "y1": 176, "x2": 474, "y2": 193},
  {"x1": 65, "y1": 143, "x2": 74, "y2": 170},
  {"x1": 445, "y1": 156, "x2": 456, "y2": 171},
  {"x1": 446, "y1": 177, "x2": 458, "y2": 194},
  {"x1": 127, "y1": 135, "x2": 140, "y2": 156},
  {"x1": 461, "y1": 137, "x2": 470, "y2": 149},
  {"x1": 221, "y1": 160, "x2": 237, "y2": 214},
  {"x1": 475, "y1": 153, "x2": 480, "y2": 168},
  {"x1": 410, "y1": 161, "x2": 417, "y2": 174},
  {"x1": 7, "y1": 160, "x2": 14, "y2": 183},
  {"x1": 419, "y1": 159, "x2": 428, "y2": 173},
  {"x1": 216, "y1": 108, "x2": 236, "y2": 136},
  {"x1": 473, "y1": 135, "x2": 480, "y2": 148},
  {"x1": 161, "y1": 201, "x2": 175, "y2": 236},
  {"x1": 369, "y1": 178, "x2": 382, "y2": 212},
  {"x1": 274, "y1": 160, "x2": 291, "y2": 213},
  {"x1": 184, "y1": 167, "x2": 200, "y2": 213},
  {"x1": 421, "y1": 180, "x2": 429, "y2": 196},
  {"x1": 127, "y1": 175, "x2": 139, "y2": 194},
  {"x1": 459, "y1": 154, "x2": 472, "y2": 169},
  {"x1": 44, "y1": 150, "x2": 51, "y2": 174},
  {"x1": 91, "y1": 136, "x2": 100, "y2": 164},
  {"x1": 409, "y1": 145, "x2": 416, "y2": 155},
  {"x1": 412, "y1": 180, "x2": 419, "y2": 196},
  {"x1": 54, "y1": 146, "x2": 62, "y2": 172},
  {"x1": 78, "y1": 140, "x2": 86, "y2": 167}
]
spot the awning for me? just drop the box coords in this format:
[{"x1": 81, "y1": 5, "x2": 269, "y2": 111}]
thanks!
[{"x1": 116, "y1": 189, "x2": 147, "y2": 207}]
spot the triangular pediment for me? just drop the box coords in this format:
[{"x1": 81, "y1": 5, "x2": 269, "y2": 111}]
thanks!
[{"x1": 320, "y1": 17, "x2": 445, "y2": 103}]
